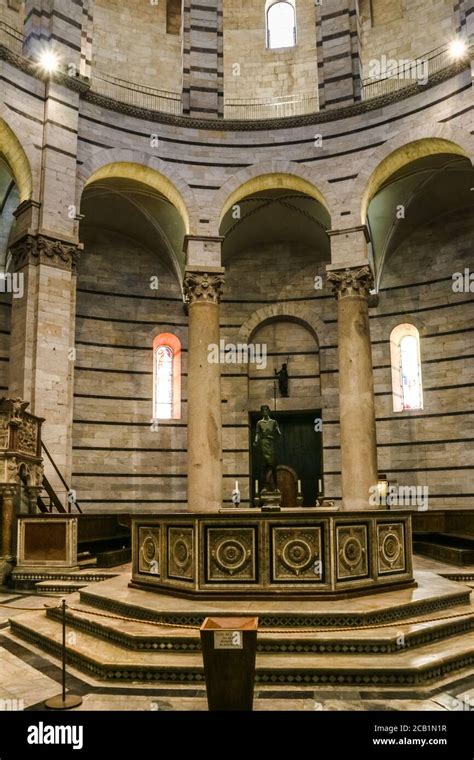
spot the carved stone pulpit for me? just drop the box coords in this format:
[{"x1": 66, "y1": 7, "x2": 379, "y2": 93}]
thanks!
[{"x1": 0, "y1": 398, "x2": 44, "y2": 560}]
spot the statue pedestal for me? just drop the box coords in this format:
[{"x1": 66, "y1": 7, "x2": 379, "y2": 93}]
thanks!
[{"x1": 259, "y1": 489, "x2": 281, "y2": 509}]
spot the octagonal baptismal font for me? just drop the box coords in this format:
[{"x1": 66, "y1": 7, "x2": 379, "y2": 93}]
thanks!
[{"x1": 131, "y1": 510, "x2": 414, "y2": 599}]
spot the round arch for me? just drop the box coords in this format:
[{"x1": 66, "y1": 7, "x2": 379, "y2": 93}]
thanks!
[
  {"x1": 0, "y1": 116, "x2": 34, "y2": 203},
  {"x1": 77, "y1": 150, "x2": 200, "y2": 234},
  {"x1": 352, "y1": 125, "x2": 474, "y2": 224},
  {"x1": 211, "y1": 161, "x2": 334, "y2": 236},
  {"x1": 238, "y1": 302, "x2": 328, "y2": 347}
]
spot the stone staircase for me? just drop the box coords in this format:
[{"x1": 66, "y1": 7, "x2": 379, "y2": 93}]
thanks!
[
  {"x1": 11, "y1": 569, "x2": 117, "y2": 594},
  {"x1": 8, "y1": 571, "x2": 474, "y2": 693}
]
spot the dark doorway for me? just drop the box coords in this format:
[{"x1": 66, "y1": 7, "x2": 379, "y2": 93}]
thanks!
[{"x1": 249, "y1": 410, "x2": 323, "y2": 507}]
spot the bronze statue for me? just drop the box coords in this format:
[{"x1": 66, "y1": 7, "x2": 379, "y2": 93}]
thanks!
[
  {"x1": 274, "y1": 363, "x2": 289, "y2": 397},
  {"x1": 253, "y1": 404, "x2": 282, "y2": 492}
]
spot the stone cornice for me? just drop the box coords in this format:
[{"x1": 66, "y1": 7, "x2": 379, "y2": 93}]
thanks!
[
  {"x1": 328, "y1": 225, "x2": 370, "y2": 242},
  {"x1": 9, "y1": 234, "x2": 81, "y2": 272},
  {"x1": 0, "y1": 42, "x2": 470, "y2": 131},
  {"x1": 0, "y1": 45, "x2": 91, "y2": 95}
]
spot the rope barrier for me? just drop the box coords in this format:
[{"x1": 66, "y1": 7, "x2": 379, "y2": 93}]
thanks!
[
  {"x1": 2, "y1": 601, "x2": 474, "y2": 634},
  {"x1": 65, "y1": 605, "x2": 474, "y2": 634}
]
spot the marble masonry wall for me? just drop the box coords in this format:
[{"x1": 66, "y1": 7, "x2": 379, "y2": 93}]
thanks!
[
  {"x1": 0, "y1": 0, "x2": 472, "y2": 511},
  {"x1": 73, "y1": 228, "x2": 187, "y2": 512}
]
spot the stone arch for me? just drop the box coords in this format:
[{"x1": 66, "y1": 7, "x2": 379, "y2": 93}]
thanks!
[
  {"x1": 76, "y1": 149, "x2": 200, "y2": 234},
  {"x1": 349, "y1": 124, "x2": 474, "y2": 224},
  {"x1": 0, "y1": 112, "x2": 34, "y2": 203},
  {"x1": 238, "y1": 302, "x2": 329, "y2": 347},
  {"x1": 210, "y1": 161, "x2": 334, "y2": 236}
]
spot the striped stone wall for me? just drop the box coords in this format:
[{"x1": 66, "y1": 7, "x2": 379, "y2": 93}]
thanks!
[
  {"x1": 315, "y1": 0, "x2": 361, "y2": 110},
  {"x1": 182, "y1": 0, "x2": 224, "y2": 118}
]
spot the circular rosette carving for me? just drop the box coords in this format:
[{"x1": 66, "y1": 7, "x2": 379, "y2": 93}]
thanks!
[
  {"x1": 140, "y1": 531, "x2": 160, "y2": 574},
  {"x1": 172, "y1": 536, "x2": 192, "y2": 570},
  {"x1": 212, "y1": 538, "x2": 251, "y2": 576},
  {"x1": 381, "y1": 531, "x2": 402, "y2": 567},
  {"x1": 340, "y1": 535, "x2": 365, "y2": 571},
  {"x1": 278, "y1": 538, "x2": 315, "y2": 576}
]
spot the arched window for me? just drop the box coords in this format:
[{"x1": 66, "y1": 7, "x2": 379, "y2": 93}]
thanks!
[
  {"x1": 153, "y1": 333, "x2": 181, "y2": 420},
  {"x1": 266, "y1": 1, "x2": 296, "y2": 49},
  {"x1": 390, "y1": 324, "x2": 423, "y2": 412}
]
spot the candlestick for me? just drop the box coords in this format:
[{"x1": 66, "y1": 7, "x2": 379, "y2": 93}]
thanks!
[{"x1": 297, "y1": 479, "x2": 302, "y2": 494}]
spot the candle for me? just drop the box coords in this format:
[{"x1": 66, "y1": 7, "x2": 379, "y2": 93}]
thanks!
[
  {"x1": 297, "y1": 479, "x2": 302, "y2": 494},
  {"x1": 255, "y1": 480, "x2": 259, "y2": 493},
  {"x1": 235, "y1": 480, "x2": 238, "y2": 492},
  {"x1": 318, "y1": 479, "x2": 322, "y2": 494}
]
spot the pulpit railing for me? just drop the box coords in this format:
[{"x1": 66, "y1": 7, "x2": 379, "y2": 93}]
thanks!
[{"x1": 41, "y1": 441, "x2": 82, "y2": 514}]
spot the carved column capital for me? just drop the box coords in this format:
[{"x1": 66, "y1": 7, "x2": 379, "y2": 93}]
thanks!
[
  {"x1": 327, "y1": 266, "x2": 374, "y2": 300},
  {"x1": 183, "y1": 269, "x2": 225, "y2": 306},
  {"x1": 9, "y1": 234, "x2": 81, "y2": 273}
]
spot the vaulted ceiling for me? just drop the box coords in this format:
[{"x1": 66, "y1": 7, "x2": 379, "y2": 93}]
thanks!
[{"x1": 368, "y1": 153, "x2": 474, "y2": 288}]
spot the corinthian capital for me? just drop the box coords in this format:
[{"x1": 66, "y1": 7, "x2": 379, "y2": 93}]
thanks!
[
  {"x1": 9, "y1": 234, "x2": 81, "y2": 272},
  {"x1": 327, "y1": 266, "x2": 374, "y2": 299},
  {"x1": 183, "y1": 269, "x2": 225, "y2": 305}
]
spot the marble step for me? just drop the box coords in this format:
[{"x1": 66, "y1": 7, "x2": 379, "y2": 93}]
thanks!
[
  {"x1": 35, "y1": 581, "x2": 91, "y2": 596},
  {"x1": 9, "y1": 609, "x2": 474, "y2": 688},
  {"x1": 78, "y1": 570, "x2": 472, "y2": 629},
  {"x1": 12, "y1": 570, "x2": 117, "y2": 593},
  {"x1": 45, "y1": 600, "x2": 474, "y2": 655}
]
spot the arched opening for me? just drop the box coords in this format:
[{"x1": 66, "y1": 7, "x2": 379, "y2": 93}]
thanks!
[
  {"x1": 84, "y1": 162, "x2": 191, "y2": 236},
  {"x1": 218, "y1": 171, "x2": 330, "y2": 231},
  {"x1": 266, "y1": 1, "x2": 296, "y2": 50},
  {"x1": 361, "y1": 138, "x2": 470, "y2": 225},
  {"x1": 365, "y1": 147, "x2": 474, "y2": 289},
  {"x1": 153, "y1": 332, "x2": 181, "y2": 420},
  {"x1": 73, "y1": 169, "x2": 189, "y2": 511},
  {"x1": 390, "y1": 324, "x2": 423, "y2": 412},
  {"x1": 218, "y1": 176, "x2": 330, "y2": 506},
  {"x1": 0, "y1": 118, "x2": 33, "y2": 204}
]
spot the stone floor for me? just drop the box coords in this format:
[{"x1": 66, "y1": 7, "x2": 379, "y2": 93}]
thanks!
[{"x1": 0, "y1": 555, "x2": 473, "y2": 712}]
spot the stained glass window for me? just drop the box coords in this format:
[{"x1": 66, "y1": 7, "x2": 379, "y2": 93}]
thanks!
[{"x1": 267, "y1": 1, "x2": 296, "y2": 49}]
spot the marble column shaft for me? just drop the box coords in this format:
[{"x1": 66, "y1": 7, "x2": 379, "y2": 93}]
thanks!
[
  {"x1": 328, "y1": 266, "x2": 379, "y2": 510},
  {"x1": 184, "y1": 269, "x2": 225, "y2": 512},
  {"x1": 1, "y1": 487, "x2": 16, "y2": 557}
]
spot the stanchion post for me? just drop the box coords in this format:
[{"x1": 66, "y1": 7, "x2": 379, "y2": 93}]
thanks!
[{"x1": 45, "y1": 598, "x2": 83, "y2": 710}]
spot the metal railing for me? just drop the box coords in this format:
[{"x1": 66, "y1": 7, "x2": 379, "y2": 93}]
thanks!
[
  {"x1": 90, "y1": 72, "x2": 182, "y2": 115},
  {"x1": 0, "y1": 18, "x2": 467, "y2": 119},
  {"x1": 41, "y1": 441, "x2": 82, "y2": 514},
  {"x1": 224, "y1": 93, "x2": 319, "y2": 120},
  {"x1": 361, "y1": 45, "x2": 455, "y2": 101}
]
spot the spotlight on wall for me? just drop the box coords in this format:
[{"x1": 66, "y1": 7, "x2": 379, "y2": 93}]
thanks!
[
  {"x1": 448, "y1": 39, "x2": 467, "y2": 60},
  {"x1": 38, "y1": 49, "x2": 60, "y2": 75}
]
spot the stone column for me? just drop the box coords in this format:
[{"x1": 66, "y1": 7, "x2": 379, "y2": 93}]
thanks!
[
  {"x1": 0, "y1": 486, "x2": 17, "y2": 557},
  {"x1": 183, "y1": 268, "x2": 225, "y2": 512},
  {"x1": 327, "y1": 265, "x2": 379, "y2": 510},
  {"x1": 8, "y1": 234, "x2": 80, "y2": 495}
]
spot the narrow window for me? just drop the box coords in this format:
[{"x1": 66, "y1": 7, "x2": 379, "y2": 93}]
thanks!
[
  {"x1": 390, "y1": 324, "x2": 423, "y2": 412},
  {"x1": 153, "y1": 333, "x2": 181, "y2": 420},
  {"x1": 266, "y1": 1, "x2": 296, "y2": 50}
]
